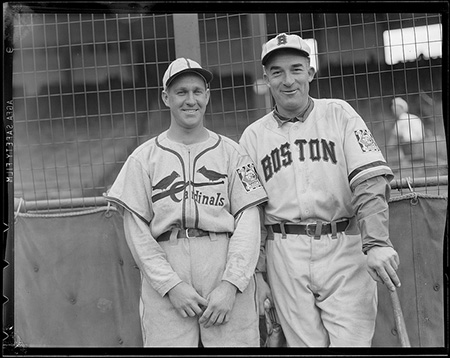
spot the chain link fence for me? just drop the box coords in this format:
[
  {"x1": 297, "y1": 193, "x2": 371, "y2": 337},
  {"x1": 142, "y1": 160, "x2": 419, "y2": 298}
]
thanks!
[{"x1": 7, "y1": 6, "x2": 447, "y2": 212}]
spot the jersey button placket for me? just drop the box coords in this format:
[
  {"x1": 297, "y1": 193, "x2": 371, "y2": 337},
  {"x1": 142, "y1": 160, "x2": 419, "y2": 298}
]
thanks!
[
  {"x1": 289, "y1": 132, "x2": 306, "y2": 219},
  {"x1": 187, "y1": 148, "x2": 194, "y2": 228}
]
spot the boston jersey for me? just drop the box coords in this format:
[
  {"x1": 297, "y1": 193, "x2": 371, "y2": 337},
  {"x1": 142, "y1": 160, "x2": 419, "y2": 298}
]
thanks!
[
  {"x1": 239, "y1": 97, "x2": 393, "y2": 225},
  {"x1": 106, "y1": 129, "x2": 268, "y2": 238}
]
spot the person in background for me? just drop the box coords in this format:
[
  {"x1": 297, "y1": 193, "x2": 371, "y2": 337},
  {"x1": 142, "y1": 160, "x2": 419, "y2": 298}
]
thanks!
[
  {"x1": 106, "y1": 57, "x2": 268, "y2": 347},
  {"x1": 239, "y1": 33, "x2": 401, "y2": 347},
  {"x1": 390, "y1": 97, "x2": 425, "y2": 163}
]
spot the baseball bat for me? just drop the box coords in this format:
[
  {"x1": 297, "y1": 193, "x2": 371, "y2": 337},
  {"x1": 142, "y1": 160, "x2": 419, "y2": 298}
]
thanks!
[{"x1": 389, "y1": 289, "x2": 411, "y2": 347}]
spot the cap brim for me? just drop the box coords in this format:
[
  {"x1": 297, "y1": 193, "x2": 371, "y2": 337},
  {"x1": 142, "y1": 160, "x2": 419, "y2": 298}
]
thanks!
[
  {"x1": 165, "y1": 68, "x2": 213, "y2": 89},
  {"x1": 262, "y1": 48, "x2": 310, "y2": 66}
]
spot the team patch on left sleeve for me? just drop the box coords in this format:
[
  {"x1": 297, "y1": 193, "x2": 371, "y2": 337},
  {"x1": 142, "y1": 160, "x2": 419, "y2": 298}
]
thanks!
[
  {"x1": 354, "y1": 129, "x2": 380, "y2": 152},
  {"x1": 236, "y1": 163, "x2": 263, "y2": 192}
]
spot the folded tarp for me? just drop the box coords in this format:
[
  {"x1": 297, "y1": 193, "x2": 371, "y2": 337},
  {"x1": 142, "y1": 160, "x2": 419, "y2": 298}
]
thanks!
[
  {"x1": 13, "y1": 208, "x2": 143, "y2": 347},
  {"x1": 372, "y1": 193, "x2": 447, "y2": 347}
]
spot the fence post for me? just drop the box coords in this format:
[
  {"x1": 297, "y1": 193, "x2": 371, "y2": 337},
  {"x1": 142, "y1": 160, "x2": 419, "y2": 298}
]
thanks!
[
  {"x1": 173, "y1": 14, "x2": 201, "y2": 63},
  {"x1": 249, "y1": 14, "x2": 272, "y2": 113}
]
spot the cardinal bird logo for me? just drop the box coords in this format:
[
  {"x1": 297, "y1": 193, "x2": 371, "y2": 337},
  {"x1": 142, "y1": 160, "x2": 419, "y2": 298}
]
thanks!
[
  {"x1": 197, "y1": 166, "x2": 228, "y2": 181},
  {"x1": 152, "y1": 171, "x2": 180, "y2": 190}
]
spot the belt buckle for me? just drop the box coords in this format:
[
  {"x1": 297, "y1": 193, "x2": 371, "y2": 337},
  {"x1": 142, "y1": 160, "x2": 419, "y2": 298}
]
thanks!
[
  {"x1": 185, "y1": 228, "x2": 194, "y2": 238},
  {"x1": 305, "y1": 223, "x2": 316, "y2": 237}
]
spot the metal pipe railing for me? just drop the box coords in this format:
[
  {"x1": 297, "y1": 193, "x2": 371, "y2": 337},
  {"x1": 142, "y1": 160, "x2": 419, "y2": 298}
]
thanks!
[
  {"x1": 389, "y1": 175, "x2": 448, "y2": 190},
  {"x1": 14, "y1": 196, "x2": 108, "y2": 213},
  {"x1": 13, "y1": 176, "x2": 447, "y2": 213}
]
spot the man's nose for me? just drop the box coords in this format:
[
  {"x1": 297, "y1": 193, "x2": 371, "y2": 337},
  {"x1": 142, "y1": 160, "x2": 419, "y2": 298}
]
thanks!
[
  {"x1": 185, "y1": 92, "x2": 196, "y2": 104},
  {"x1": 283, "y1": 72, "x2": 295, "y2": 86}
]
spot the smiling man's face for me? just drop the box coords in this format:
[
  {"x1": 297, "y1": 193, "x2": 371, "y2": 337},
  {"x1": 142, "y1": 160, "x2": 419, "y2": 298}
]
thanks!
[
  {"x1": 263, "y1": 50, "x2": 315, "y2": 118},
  {"x1": 162, "y1": 72, "x2": 210, "y2": 130}
]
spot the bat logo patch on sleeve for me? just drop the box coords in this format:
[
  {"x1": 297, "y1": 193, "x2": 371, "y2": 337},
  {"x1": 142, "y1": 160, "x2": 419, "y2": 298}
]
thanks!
[
  {"x1": 237, "y1": 163, "x2": 263, "y2": 192},
  {"x1": 355, "y1": 129, "x2": 380, "y2": 152}
]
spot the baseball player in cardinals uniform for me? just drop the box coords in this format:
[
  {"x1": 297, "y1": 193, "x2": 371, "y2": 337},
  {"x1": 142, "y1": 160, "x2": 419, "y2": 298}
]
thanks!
[
  {"x1": 106, "y1": 58, "x2": 268, "y2": 347},
  {"x1": 239, "y1": 33, "x2": 401, "y2": 347}
]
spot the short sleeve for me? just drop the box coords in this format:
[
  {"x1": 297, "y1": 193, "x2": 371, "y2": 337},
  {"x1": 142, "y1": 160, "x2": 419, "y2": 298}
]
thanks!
[
  {"x1": 105, "y1": 156, "x2": 153, "y2": 225},
  {"x1": 340, "y1": 102, "x2": 394, "y2": 188}
]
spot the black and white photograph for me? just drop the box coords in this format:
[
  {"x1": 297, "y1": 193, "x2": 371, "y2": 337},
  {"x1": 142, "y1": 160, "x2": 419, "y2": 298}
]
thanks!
[{"x1": 3, "y1": 1, "x2": 448, "y2": 356}]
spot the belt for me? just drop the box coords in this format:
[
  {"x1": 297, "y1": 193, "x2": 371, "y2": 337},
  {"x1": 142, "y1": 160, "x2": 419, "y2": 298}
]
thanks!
[
  {"x1": 157, "y1": 228, "x2": 213, "y2": 242},
  {"x1": 270, "y1": 219, "x2": 349, "y2": 239}
]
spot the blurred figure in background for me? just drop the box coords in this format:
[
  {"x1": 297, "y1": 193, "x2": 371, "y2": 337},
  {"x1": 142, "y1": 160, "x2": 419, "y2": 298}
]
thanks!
[{"x1": 390, "y1": 97, "x2": 425, "y2": 163}]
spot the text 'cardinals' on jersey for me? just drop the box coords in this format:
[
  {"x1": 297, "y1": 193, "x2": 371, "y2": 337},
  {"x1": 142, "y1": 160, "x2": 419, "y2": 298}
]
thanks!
[{"x1": 106, "y1": 129, "x2": 268, "y2": 238}]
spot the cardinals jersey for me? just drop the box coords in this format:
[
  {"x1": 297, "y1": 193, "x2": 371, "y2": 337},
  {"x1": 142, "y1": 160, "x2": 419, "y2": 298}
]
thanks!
[
  {"x1": 239, "y1": 97, "x2": 393, "y2": 225},
  {"x1": 106, "y1": 129, "x2": 268, "y2": 239}
]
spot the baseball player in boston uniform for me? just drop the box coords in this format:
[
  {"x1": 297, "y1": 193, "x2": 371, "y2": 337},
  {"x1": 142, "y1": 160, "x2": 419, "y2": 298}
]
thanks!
[
  {"x1": 239, "y1": 33, "x2": 401, "y2": 347},
  {"x1": 106, "y1": 58, "x2": 268, "y2": 347}
]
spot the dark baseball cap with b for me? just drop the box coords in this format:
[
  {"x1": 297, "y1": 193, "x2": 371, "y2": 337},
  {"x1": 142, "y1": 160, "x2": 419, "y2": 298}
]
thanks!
[
  {"x1": 163, "y1": 57, "x2": 213, "y2": 91},
  {"x1": 261, "y1": 33, "x2": 311, "y2": 66}
]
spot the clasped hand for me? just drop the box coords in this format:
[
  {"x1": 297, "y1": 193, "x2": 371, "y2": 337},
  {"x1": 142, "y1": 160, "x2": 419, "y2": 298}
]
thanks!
[{"x1": 168, "y1": 281, "x2": 237, "y2": 328}]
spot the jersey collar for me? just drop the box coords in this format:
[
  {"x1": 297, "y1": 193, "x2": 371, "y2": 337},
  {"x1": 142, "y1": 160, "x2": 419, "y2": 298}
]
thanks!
[{"x1": 273, "y1": 97, "x2": 314, "y2": 127}]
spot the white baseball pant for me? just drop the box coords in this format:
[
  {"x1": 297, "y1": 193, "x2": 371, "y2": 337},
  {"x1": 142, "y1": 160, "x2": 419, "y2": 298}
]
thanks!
[
  {"x1": 139, "y1": 234, "x2": 260, "y2": 347},
  {"x1": 266, "y1": 231, "x2": 377, "y2": 347}
]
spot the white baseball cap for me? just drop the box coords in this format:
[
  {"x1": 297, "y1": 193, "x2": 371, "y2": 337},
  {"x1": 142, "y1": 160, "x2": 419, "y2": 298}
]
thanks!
[
  {"x1": 162, "y1": 57, "x2": 213, "y2": 91},
  {"x1": 261, "y1": 33, "x2": 311, "y2": 66},
  {"x1": 392, "y1": 97, "x2": 409, "y2": 113}
]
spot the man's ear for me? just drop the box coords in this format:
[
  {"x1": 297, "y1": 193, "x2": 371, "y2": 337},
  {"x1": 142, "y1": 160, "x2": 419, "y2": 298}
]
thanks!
[
  {"x1": 205, "y1": 88, "x2": 211, "y2": 104},
  {"x1": 308, "y1": 66, "x2": 316, "y2": 82},
  {"x1": 161, "y1": 90, "x2": 170, "y2": 107},
  {"x1": 263, "y1": 72, "x2": 271, "y2": 88}
]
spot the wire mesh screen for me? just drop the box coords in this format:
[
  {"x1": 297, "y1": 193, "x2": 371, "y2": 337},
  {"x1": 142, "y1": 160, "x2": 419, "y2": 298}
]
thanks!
[
  {"x1": 12, "y1": 12, "x2": 175, "y2": 209},
  {"x1": 11, "y1": 10, "x2": 447, "y2": 212},
  {"x1": 198, "y1": 13, "x2": 447, "y2": 195}
]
